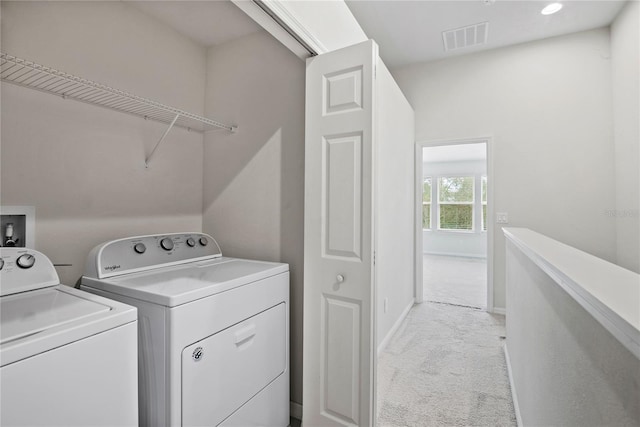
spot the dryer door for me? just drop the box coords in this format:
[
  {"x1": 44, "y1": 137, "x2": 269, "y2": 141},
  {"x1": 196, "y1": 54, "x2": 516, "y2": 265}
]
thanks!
[{"x1": 181, "y1": 303, "x2": 286, "y2": 426}]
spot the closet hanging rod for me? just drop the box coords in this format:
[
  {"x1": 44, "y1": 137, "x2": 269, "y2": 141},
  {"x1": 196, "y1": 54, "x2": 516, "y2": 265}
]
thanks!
[{"x1": 0, "y1": 52, "x2": 237, "y2": 134}]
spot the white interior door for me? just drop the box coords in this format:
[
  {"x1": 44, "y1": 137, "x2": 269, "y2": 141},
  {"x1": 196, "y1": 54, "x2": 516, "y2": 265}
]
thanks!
[{"x1": 303, "y1": 40, "x2": 377, "y2": 426}]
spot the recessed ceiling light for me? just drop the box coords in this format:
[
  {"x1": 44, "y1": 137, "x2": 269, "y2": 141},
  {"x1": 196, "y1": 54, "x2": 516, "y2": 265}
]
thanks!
[{"x1": 541, "y1": 3, "x2": 563, "y2": 15}]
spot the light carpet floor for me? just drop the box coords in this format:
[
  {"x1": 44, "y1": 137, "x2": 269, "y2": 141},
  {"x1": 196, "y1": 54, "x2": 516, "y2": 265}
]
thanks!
[
  {"x1": 423, "y1": 255, "x2": 487, "y2": 309},
  {"x1": 377, "y1": 302, "x2": 516, "y2": 426}
]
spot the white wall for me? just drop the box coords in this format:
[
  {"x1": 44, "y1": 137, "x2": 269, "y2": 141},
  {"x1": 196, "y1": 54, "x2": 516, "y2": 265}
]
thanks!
[
  {"x1": 611, "y1": 1, "x2": 640, "y2": 273},
  {"x1": 1, "y1": 1, "x2": 206, "y2": 285},
  {"x1": 392, "y1": 28, "x2": 616, "y2": 310},
  {"x1": 375, "y1": 60, "x2": 415, "y2": 351},
  {"x1": 423, "y1": 159, "x2": 487, "y2": 258},
  {"x1": 202, "y1": 31, "x2": 305, "y2": 406}
]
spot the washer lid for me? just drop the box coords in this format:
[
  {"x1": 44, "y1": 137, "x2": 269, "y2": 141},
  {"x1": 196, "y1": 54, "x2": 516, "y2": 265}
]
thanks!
[
  {"x1": 82, "y1": 257, "x2": 289, "y2": 307},
  {"x1": 1, "y1": 286, "x2": 137, "y2": 366},
  {"x1": 1, "y1": 288, "x2": 110, "y2": 345}
]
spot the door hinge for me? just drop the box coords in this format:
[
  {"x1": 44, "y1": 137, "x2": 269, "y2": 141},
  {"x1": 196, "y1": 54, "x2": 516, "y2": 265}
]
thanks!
[{"x1": 374, "y1": 251, "x2": 376, "y2": 265}]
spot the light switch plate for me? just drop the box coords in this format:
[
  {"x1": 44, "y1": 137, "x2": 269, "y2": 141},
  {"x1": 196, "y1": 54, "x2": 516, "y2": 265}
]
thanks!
[{"x1": 496, "y1": 212, "x2": 509, "y2": 224}]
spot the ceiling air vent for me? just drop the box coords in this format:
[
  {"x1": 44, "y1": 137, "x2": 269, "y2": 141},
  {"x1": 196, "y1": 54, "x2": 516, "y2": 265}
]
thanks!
[{"x1": 442, "y1": 22, "x2": 489, "y2": 52}]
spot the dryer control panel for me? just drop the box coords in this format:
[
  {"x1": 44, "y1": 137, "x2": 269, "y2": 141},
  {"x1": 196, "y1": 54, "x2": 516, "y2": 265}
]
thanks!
[{"x1": 84, "y1": 233, "x2": 222, "y2": 279}]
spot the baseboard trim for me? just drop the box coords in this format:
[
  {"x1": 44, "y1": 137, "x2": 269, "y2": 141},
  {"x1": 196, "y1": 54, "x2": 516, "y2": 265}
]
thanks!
[
  {"x1": 492, "y1": 307, "x2": 506, "y2": 315},
  {"x1": 377, "y1": 298, "x2": 415, "y2": 356},
  {"x1": 503, "y1": 344, "x2": 523, "y2": 427},
  {"x1": 290, "y1": 401, "x2": 302, "y2": 420}
]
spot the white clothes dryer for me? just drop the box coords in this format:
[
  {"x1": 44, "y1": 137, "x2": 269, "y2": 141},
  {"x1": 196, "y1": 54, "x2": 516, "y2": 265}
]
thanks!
[
  {"x1": 81, "y1": 232, "x2": 289, "y2": 427},
  {"x1": 0, "y1": 247, "x2": 138, "y2": 427}
]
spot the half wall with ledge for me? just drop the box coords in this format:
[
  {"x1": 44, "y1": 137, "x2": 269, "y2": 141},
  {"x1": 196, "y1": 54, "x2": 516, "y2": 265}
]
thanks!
[{"x1": 503, "y1": 227, "x2": 639, "y2": 426}]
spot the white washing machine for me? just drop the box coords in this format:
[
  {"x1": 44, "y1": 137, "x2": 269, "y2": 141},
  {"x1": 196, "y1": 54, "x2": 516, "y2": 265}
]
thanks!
[
  {"x1": 80, "y1": 232, "x2": 290, "y2": 427},
  {"x1": 0, "y1": 247, "x2": 138, "y2": 426}
]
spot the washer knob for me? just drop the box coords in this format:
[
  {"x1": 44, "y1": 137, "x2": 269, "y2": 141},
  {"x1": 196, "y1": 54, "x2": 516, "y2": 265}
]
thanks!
[
  {"x1": 16, "y1": 253, "x2": 36, "y2": 269},
  {"x1": 160, "y1": 238, "x2": 174, "y2": 251},
  {"x1": 0, "y1": 258, "x2": 4, "y2": 271},
  {"x1": 186, "y1": 238, "x2": 196, "y2": 247},
  {"x1": 199, "y1": 237, "x2": 208, "y2": 247},
  {"x1": 134, "y1": 243, "x2": 146, "y2": 254}
]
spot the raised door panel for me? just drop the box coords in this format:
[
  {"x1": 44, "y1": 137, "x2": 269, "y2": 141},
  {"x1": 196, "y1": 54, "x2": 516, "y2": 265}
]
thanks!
[
  {"x1": 323, "y1": 133, "x2": 363, "y2": 259},
  {"x1": 322, "y1": 297, "x2": 361, "y2": 424}
]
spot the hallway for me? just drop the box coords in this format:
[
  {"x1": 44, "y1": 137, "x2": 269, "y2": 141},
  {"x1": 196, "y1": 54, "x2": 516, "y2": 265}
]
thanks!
[
  {"x1": 377, "y1": 256, "x2": 515, "y2": 426},
  {"x1": 423, "y1": 255, "x2": 487, "y2": 309}
]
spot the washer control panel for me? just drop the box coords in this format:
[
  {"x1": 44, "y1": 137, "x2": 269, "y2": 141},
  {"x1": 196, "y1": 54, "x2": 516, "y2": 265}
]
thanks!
[
  {"x1": 0, "y1": 248, "x2": 59, "y2": 296},
  {"x1": 86, "y1": 233, "x2": 222, "y2": 279}
]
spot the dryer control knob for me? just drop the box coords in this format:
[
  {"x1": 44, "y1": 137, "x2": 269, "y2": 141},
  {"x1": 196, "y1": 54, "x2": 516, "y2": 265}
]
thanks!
[
  {"x1": 0, "y1": 258, "x2": 4, "y2": 271},
  {"x1": 160, "y1": 238, "x2": 174, "y2": 251},
  {"x1": 199, "y1": 237, "x2": 208, "y2": 247},
  {"x1": 134, "y1": 243, "x2": 146, "y2": 254},
  {"x1": 186, "y1": 238, "x2": 196, "y2": 247},
  {"x1": 16, "y1": 253, "x2": 35, "y2": 269}
]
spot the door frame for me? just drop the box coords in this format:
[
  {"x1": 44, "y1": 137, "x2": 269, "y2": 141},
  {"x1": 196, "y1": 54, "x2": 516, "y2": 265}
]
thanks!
[{"x1": 414, "y1": 136, "x2": 495, "y2": 312}]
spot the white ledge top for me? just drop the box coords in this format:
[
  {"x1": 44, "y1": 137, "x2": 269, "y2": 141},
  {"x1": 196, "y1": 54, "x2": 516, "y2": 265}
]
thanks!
[{"x1": 504, "y1": 227, "x2": 640, "y2": 359}]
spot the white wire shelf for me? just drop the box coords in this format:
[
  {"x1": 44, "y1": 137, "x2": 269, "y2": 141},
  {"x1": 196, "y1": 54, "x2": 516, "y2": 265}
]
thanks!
[{"x1": 0, "y1": 52, "x2": 236, "y2": 134}]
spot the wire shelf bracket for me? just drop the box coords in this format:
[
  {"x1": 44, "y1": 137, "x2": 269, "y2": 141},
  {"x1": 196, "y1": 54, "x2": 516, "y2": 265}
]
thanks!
[{"x1": 0, "y1": 52, "x2": 237, "y2": 168}]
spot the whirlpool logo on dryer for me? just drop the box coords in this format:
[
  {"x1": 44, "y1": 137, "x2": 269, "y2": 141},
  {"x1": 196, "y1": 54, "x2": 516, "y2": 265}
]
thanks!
[{"x1": 104, "y1": 264, "x2": 121, "y2": 271}]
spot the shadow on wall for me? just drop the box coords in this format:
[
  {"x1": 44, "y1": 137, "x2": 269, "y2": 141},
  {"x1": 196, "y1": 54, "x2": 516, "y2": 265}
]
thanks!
[
  {"x1": 203, "y1": 125, "x2": 305, "y2": 407},
  {"x1": 199, "y1": 28, "x2": 306, "y2": 408}
]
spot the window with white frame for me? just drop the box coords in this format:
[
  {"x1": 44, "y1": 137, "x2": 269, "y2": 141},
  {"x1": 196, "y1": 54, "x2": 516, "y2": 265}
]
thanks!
[
  {"x1": 422, "y1": 177, "x2": 432, "y2": 229},
  {"x1": 438, "y1": 176, "x2": 474, "y2": 230},
  {"x1": 481, "y1": 176, "x2": 488, "y2": 231}
]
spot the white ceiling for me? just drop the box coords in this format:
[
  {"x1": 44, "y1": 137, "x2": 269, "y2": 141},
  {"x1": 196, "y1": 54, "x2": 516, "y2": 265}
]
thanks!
[
  {"x1": 345, "y1": 0, "x2": 627, "y2": 68},
  {"x1": 127, "y1": 0, "x2": 627, "y2": 67},
  {"x1": 128, "y1": 1, "x2": 262, "y2": 47},
  {"x1": 423, "y1": 143, "x2": 487, "y2": 163}
]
